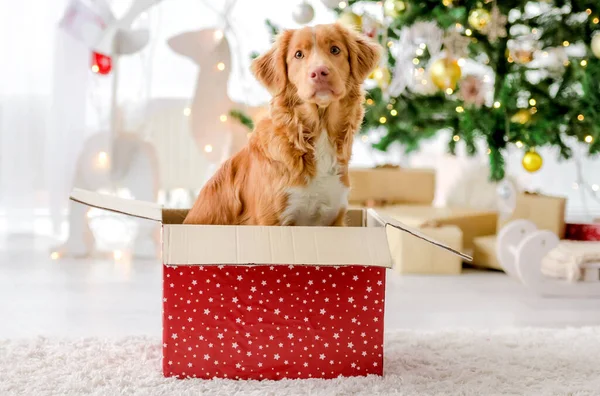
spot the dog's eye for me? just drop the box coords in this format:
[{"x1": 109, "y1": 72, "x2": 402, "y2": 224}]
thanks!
[
  {"x1": 295, "y1": 50, "x2": 304, "y2": 59},
  {"x1": 330, "y1": 46, "x2": 341, "y2": 55}
]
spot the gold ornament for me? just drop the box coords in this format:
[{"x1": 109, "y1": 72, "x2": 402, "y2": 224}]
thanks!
[
  {"x1": 369, "y1": 66, "x2": 391, "y2": 88},
  {"x1": 429, "y1": 58, "x2": 462, "y2": 91},
  {"x1": 339, "y1": 11, "x2": 363, "y2": 31},
  {"x1": 383, "y1": 0, "x2": 406, "y2": 18},
  {"x1": 591, "y1": 33, "x2": 600, "y2": 58},
  {"x1": 510, "y1": 48, "x2": 534, "y2": 64},
  {"x1": 468, "y1": 8, "x2": 491, "y2": 32},
  {"x1": 510, "y1": 109, "x2": 532, "y2": 124},
  {"x1": 522, "y1": 150, "x2": 543, "y2": 173}
]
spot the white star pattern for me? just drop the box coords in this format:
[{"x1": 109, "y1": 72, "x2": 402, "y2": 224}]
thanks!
[{"x1": 163, "y1": 265, "x2": 385, "y2": 380}]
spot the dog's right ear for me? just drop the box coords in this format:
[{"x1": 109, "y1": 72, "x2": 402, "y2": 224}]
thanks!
[{"x1": 251, "y1": 30, "x2": 292, "y2": 95}]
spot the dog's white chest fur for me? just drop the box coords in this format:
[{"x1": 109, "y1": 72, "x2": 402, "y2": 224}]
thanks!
[{"x1": 282, "y1": 131, "x2": 349, "y2": 226}]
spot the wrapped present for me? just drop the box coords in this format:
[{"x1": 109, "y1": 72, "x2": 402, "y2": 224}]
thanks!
[
  {"x1": 387, "y1": 225, "x2": 463, "y2": 274},
  {"x1": 565, "y1": 222, "x2": 600, "y2": 241},
  {"x1": 498, "y1": 192, "x2": 566, "y2": 238},
  {"x1": 69, "y1": 188, "x2": 468, "y2": 380},
  {"x1": 377, "y1": 205, "x2": 496, "y2": 274},
  {"x1": 471, "y1": 235, "x2": 502, "y2": 271},
  {"x1": 380, "y1": 205, "x2": 498, "y2": 251},
  {"x1": 349, "y1": 166, "x2": 435, "y2": 206}
]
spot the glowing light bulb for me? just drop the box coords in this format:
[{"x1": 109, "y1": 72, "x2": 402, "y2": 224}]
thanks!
[
  {"x1": 516, "y1": 141, "x2": 523, "y2": 148},
  {"x1": 593, "y1": 17, "x2": 599, "y2": 24},
  {"x1": 374, "y1": 69, "x2": 383, "y2": 79},
  {"x1": 563, "y1": 41, "x2": 570, "y2": 47},
  {"x1": 419, "y1": 43, "x2": 426, "y2": 50},
  {"x1": 455, "y1": 106, "x2": 464, "y2": 113},
  {"x1": 217, "y1": 62, "x2": 226, "y2": 71},
  {"x1": 183, "y1": 107, "x2": 191, "y2": 116},
  {"x1": 214, "y1": 30, "x2": 224, "y2": 41},
  {"x1": 220, "y1": 114, "x2": 228, "y2": 122},
  {"x1": 338, "y1": 1, "x2": 347, "y2": 9},
  {"x1": 486, "y1": 148, "x2": 491, "y2": 155},
  {"x1": 465, "y1": 29, "x2": 472, "y2": 36},
  {"x1": 416, "y1": 48, "x2": 424, "y2": 56},
  {"x1": 412, "y1": 58, "x2": 419, "y2": 65},
  {"x1": 585, "y1": 135, "x2": 593, "y2": 143},
  {"x1": 453, "y1": 135, "x2": 460, "y2": 142},
  {"x1": 387, "y1": 41, "x2": 394, "y2": 48},
  {"x1": 593, "y1": 184, "x2": 600, "y2": 192},
  {"x1": 97, "y1": 151, "x2": 109, "y2": 168},
  {"x1": 493, "y1": 101, "x2": 501, "y2": 109},
  {"x1": 379, "y1": 116, "x2": 387, "y2": 124},
  {"x1": 457, "y1": 58, "x2": 466, "y2": 67},
  {"x1": 50, "y1": 252, "x2": 60, "y2": 260},
  {"x1": 113, "y1": 250, "x2": 123, "y2": 260},
  {"x1": 581, "y1": 60, "x2": 588, "y2": 67},
  {"x1": 91, "y1": 65, "x2": 100, "y2": 73},
  {"x1": 204, "y1": 145, "x2": 213, "y2": 153},
  {"x1": 366, "y1": 98, "x2": 374, "y2": 105},
  {"x1": 446, "y1": 88, "x2": 454, "y2": 95},
  {"x1": 578, "y1": 114, "x2": 585, "y2": 121},
  {"x1": 529, "y1": 98, "x2": 536, "y2": 106},
  {"x1": 390, "y1": 109, "x2": 398, "y2": 116}
]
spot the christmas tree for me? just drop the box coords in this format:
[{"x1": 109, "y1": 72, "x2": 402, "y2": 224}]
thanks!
[{"x1": 245, "y1": 0, "x2": 600, "y2": 181}]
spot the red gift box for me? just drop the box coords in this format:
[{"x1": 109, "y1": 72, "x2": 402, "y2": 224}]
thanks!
[
  {"x1": 565, "y1": 222, "x2": 600, "y2": 241},
  {"x1": 70, "y1": 189, "x2": 469, "y2": 380},
  {"x1": 163, "y1": 264, "x2": 385, "y2": 379}
]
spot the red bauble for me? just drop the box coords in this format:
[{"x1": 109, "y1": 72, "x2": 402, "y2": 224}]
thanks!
[{"x1": 91, "y1": 52, "x2": 112, "y2": 75}]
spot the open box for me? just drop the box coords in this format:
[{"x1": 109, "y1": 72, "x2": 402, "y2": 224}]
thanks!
[{"x1": 70, "y1": 188, "x2": 469, "y2": 380}]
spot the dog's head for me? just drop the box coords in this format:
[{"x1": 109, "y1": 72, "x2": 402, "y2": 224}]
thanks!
[{"x1": 252, "y1": 23, "x2": 381, "y2": 107}]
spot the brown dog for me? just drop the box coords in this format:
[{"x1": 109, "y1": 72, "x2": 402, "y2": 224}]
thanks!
[{"x1": 183, "y1": 23, "x2": 381, "y2": 226}]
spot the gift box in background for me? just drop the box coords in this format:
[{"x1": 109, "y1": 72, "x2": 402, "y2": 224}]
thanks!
[
  {"x1": 565, "y1": 222, "x2": 600, "y2": 241},
  {"x1": 498, "y1": 192, "x2": 566, "y2": 238},
  {"x1": 471, "y1": 235, "x2": 502, "y2": 271},
  {"x1": 379, "y1": 205, "x2": 496, "y2": 274},
  {"x1": 348, "y1": 167, "x2": 435, "y2": 206},
  {"x1": 387, "y1": 225, "x2": 463, "y2": 274},
  {"x1": 380, "y1": 205, "x2": 498, "y2": 251}
]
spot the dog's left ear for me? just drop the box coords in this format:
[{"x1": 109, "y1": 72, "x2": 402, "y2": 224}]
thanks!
[{"x1": 336, "y1": 23, "x2": 382, "y2": 82}]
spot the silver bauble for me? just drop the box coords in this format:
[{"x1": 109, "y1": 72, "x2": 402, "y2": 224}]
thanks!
[{"x1": 293, "y1": 2, "x2": 315, "y2": 25}]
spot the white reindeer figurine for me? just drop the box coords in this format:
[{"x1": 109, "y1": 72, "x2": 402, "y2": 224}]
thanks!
[{"x1": 168, "y1": 28, "x2": 266, "y2": 168}]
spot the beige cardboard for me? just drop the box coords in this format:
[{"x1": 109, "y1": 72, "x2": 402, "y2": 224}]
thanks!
[
  {"x1": 69, "y1": 189, "x2": 470, "y2": 267},
  {"x1": 70, "y1": 188, "x2": 162, "y2": 221},
  {"x1": 378, "y1": 205, "x2": 497, "y2": 250},
  {"x1": 348, "y1": 168, "x2": 435, "y2": 205},
  {"x1": 387, "y1": 225, "x2": 463, "y2": 274},
  {"x1": 472, "y1": 235, "x2": 502, "y2": 270},
  {"x1": 498, "y1": 193, "x2": 566, "y2": 238}
]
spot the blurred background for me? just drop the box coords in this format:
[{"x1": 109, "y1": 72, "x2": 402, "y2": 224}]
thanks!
[{"x1": 0, "y1": 0, "x2": 599, "y2": 278}]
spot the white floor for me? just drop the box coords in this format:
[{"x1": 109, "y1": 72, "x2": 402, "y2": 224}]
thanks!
[{"x1": 1, "y1": 234, "x2": 600, "y2": 340}]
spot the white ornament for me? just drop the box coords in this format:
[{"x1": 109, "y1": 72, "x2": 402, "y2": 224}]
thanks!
[
  {"x1": 591, "y1": 33, "x2": 600, "y2": 59},
  {"x1": 389, "y1": 22, "x2": 443, "y2": 96},
  {"x1": 321, "y1": 0, "x2": 340, "y2": 8},
  {"x1": 293, "y1": 1, "x2": 315, "y2": 25}
]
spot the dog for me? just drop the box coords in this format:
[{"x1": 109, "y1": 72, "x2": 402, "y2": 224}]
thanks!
[{"x1": 183, "y1": 23, "x2": 381, "y2": 226}]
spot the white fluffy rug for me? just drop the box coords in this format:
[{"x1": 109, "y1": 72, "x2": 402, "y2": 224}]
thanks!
[{"x1": 2, "y1": 328, "x2": 600, "y2": 396}]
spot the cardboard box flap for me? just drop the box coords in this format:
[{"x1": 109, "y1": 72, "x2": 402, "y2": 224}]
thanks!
[
  {"x1": 367, "y1": 208, "x2": 472, "y2": 262},
  {"x1": 69, "y1": 188, "x2": 162, "y2": 222}
]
